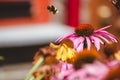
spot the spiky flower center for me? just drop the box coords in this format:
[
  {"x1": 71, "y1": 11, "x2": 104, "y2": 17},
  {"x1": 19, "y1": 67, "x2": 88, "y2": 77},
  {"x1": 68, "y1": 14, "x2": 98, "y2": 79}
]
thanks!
[
  {"x1": 74, "y1": 55, "x2": 95, "y2": 69},
  {"x1": 75, "y1": 24, "x2": 94, "y2": 36},
  {"x1": 73, "y1": 49, "x2": 102, "y2": 69}
]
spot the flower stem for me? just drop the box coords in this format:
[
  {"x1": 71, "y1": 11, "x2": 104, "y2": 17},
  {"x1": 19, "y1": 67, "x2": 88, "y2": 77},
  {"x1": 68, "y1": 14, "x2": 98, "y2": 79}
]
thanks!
[{"x1": 24, "y1": 56, "x2": 44, "y2": 80}]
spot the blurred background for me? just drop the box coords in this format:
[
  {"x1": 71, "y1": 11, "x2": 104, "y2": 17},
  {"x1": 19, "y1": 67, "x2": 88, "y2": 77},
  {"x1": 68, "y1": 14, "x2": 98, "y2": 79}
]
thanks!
[{"x1": 0, "y1": 0, "x2": 120, "y2": 80}]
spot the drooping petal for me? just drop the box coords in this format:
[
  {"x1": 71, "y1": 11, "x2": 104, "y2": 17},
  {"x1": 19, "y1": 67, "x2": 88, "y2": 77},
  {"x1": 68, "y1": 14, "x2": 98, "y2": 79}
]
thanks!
[
  {"x1": 70, "y1": 37, "x2": 84, "y2": 52},
  {"x1": 86, "y1": 37, "x2": 91, "y2": 50},
  {"x1": 90, "y1": 36, "x2": 104, "y2": 50},
  {"x1": 72, "y1": 37, "x2": 84, "y2": 49},
  {"x1": 76, "y1": 42, "x2": 84, "y2": 52},
  {"x1": 67, "y1": 48, "x2": 74, "y2": 58},
  {"x1": 94, "y1": 25, "x2": 112, "y2": 32},
  {"x1": 94, "y1": 34, "x2": 110, "y2": 43},
  {"x1": 61, "y1": 50, "x2": 68, "y2": 61},
  {"x1": 54, "y1": 43, "x2": 76, "y2": 62},
  {"x1": 69, "y1": 36, "x2": 77, "y2": 41},
  {"x1": 56, "y1": 46, "x2": 64, "y2": 60},
  {"x1": 56, "y1": 33, "x2": 76, "y2": 42},
  {"x1": 95, "y1": 30, "x2": 118, "y2": 43}
]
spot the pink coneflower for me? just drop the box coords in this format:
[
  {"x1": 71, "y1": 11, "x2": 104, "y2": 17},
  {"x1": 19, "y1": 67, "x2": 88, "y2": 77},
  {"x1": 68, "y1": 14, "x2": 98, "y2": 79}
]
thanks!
[
  {"x1": 72, "y1": 49, "x2": 103, "y2": 69},
  {"x1": 56, "y1": 24, "x2": 118, "y2": 52}
]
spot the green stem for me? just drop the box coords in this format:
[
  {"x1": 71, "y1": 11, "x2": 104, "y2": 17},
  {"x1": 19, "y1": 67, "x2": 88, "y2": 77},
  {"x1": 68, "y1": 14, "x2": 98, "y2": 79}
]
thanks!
[
  {"x1": 36, "y1": 74, "x2": 44, "y2": 80},
  {"x1": 24, "y1": 56, "x2": 44, "y2": 80},
  {"x1": 28, "y1": 76, "x2": 35, "y2": 80}
]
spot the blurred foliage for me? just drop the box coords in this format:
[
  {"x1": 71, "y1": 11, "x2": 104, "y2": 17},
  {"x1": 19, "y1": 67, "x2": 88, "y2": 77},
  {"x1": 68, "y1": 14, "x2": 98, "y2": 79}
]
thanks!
[{"x1": 0, "y1": 56, "x2": 4, "y2": 60}]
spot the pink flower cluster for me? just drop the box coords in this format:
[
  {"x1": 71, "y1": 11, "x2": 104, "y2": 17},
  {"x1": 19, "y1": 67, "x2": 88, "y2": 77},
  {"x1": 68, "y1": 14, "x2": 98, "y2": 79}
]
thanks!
[
  {"x1": 26, "y1": 25, "x2": 120, "y2": 80},
  {"x1": 51, "y1": 60, "x2": 120, "y2": 80}
]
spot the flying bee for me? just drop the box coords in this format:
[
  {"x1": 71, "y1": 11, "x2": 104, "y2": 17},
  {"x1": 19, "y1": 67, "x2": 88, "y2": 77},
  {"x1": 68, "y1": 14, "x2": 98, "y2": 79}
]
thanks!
[
  {"x1": 47, "y1": 5, "x2": 58, "y2": 14},
  {"x1": 111, "y1": 0, "x2": 120, "y2": 10}
]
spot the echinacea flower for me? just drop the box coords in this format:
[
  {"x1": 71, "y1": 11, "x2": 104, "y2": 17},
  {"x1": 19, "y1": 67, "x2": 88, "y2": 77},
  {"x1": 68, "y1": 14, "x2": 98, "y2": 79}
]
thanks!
[
  {"x1": 72, "y1": 49, "x2": 103, "y2": 69},
  {"x1": 50, "y1": 43, "x2": 76, "y2": 62},
  {"x1": 56, "y1": 24, "x2": 118, "y2": 52}
]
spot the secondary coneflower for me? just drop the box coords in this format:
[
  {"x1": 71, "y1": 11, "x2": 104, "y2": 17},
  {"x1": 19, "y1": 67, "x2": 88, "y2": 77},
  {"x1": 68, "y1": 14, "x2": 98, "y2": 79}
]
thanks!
[
  {"x1": 72, "y1": 49, "x2": 103, "y2": 69},
  {"x1": 50, "y1": 43, "x2": 76, "y2": 62},
  {"x1": 56, "y1": 24, "x2": 118, "y2": 52},
  {"x1": 103, "y1": 43, "x2": 118, "y2": 60}
]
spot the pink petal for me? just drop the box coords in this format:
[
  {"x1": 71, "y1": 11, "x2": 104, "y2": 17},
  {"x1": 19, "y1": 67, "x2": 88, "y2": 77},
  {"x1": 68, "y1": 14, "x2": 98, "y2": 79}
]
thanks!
[
  {"x1": 94, "y1": 34, "x2": 110, "y2": 43},
  {"x1": 86, "y1": 37, "x2": 91, "y2": 50},
  {"x1": 95, "y1": 31, "x2": 118, "y2": 43},
  {"x1": 90, "y1": 36, "x2": 104, "y2": 50},
  {"x1": 69, "y1": 36, "x2": 77, "y2": 41},
  {"x1": 107, "y1": 60, "x2": 120, "y2": 68},
  {"x1": 72, "y1": 37, "x2": 84, "y2": 49},
  {"x1": 94, "y1": 25, "x2": 112, "y2": 32},
  {"x1": 67, "y1": 69, "x2": 86, "y2": 80},
  {"x1": 84, "y1": 61, "x2": 109, "y2": 79},
  {"x1": 76, "y1": 42, "x2": 84, "y2": 52},
  {"x1": 61, "y1": 63, "x2": 68, "y2": 71},
  {"x1": 55, "y1": 33, "x2": 76, "y2": 42}
]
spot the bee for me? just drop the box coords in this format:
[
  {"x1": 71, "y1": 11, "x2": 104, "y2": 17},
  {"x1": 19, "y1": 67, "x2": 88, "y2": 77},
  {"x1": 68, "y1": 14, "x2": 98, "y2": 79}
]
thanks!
[
  {"x1": 47, "y1": 5, "x2": 58, "y2": 14},
  {"x1": 111, "y1": 0, "x2": 120, "y2": 10}
]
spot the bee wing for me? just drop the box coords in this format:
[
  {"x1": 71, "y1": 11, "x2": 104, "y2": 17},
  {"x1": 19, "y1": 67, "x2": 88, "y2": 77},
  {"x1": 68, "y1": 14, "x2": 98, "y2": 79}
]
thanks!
[{"x1": 111, "y1": 0, "x2": 120, "y2": 10}]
